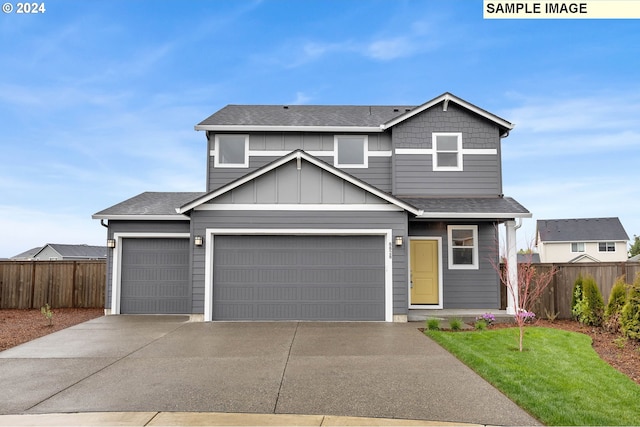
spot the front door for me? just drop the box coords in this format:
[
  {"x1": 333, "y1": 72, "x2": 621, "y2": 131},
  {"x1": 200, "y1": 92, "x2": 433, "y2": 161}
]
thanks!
[{"x1": 410, "y1": 239, "x2": 439, "y2": 305}]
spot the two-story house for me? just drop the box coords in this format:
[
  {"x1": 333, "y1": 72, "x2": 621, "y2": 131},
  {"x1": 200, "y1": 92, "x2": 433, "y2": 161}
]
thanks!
[
  {"x1": 93, "y1": 93, "x2": 530, "y2": 322},
  {"x1": 536, "y1": 217, "x2": 629, "y2": 263}
]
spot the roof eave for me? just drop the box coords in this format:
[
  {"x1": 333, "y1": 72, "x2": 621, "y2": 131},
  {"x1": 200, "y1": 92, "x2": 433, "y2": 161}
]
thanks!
[
  {"x1": 194, "y1": 125, "x2": 384, "y2": 133},
  {"x1": 91, "y1": 214, "x2": 190, "y2": 221},
  {"x1": 416, "y1": 212, "x2": 532, "y2": 219}
]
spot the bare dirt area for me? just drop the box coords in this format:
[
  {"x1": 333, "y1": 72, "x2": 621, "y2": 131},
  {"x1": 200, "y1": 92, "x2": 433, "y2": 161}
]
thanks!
[{"x1": 0, "y1": 308, "x2": 104, "y2": 352}]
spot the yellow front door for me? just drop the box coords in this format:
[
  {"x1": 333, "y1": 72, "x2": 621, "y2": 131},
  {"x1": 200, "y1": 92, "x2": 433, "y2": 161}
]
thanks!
[{"x1": 410, "y1": 240, "x2": 439, "y2": 305}]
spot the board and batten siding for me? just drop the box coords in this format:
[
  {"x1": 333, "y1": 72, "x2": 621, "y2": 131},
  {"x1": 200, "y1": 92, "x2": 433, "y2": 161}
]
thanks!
[
  {"x1": 409, "y1": 220, "x2": 501, "y2": 308},
  {"x1": 105, "y1": 220, "x2": 191, "y2": 310},
  {"x1": 392, "y1": 103, "x2": 503, "y2": 197},
  {"x1": 206, "y1": 132, "x2": 392, "y2": 193},
  {"x1": 190, "y1": 210, "x2": 408, "y2": 315}
]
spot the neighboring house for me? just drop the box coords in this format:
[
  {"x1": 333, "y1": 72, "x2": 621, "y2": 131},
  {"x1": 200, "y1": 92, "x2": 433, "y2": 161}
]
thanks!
[
  {"x1": 536, "y1": 218, "x2": 629, "y2": 263},
  {"x1": 93, "y1": 92, "x2": 531, "y2": 322},
  {"x1": 11, "y1": 244, "x2": 107, "y2": 261}
]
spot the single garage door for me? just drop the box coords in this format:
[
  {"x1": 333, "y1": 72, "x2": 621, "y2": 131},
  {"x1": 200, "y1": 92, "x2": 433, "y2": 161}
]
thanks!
[
  {"x1": 120, "y1": 238, "x2": 190, "y2": 314},
  {"x1": 213, "y1": 235, "x2": 385, "y2": 320}
]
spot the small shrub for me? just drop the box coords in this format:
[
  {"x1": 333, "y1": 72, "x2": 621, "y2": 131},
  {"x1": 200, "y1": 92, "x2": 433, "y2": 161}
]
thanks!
[
  {"x1": 614, "y1": 336, "x2": 627, "y2": 350},
  {"x1": 571, "y1": 275, "x2": 584, "y2": 320},
  {"x1": 40, "y1": 303, "x2": 53, "y2": 326},
  {"x1": 449, "y1": 318, "x2": 463, "y2": 331},
  {"x1": 426, "y1": 318, "x2": 441, "y2": 331},
  {"x1": 604, "y1": 276, "x2": 628, "y2": 332},
  {"x1": 475, "y1": 319, "x2": 487, "y2": 330},
  {"x1": 578, "y1": 275, "x2": 604, "y2": 326},
  {"x1": 544, "y1": 308, "x2": 560, "y2": 322},
  {"x1": 621, "y1": 273, "x2": 640, "y2": 340},
  {"x1": 475, "y1": 313, "x2": 495, "y2": 326},
  {"x1": 516, "y1": 310, "x2": 536, "y2": 324}
]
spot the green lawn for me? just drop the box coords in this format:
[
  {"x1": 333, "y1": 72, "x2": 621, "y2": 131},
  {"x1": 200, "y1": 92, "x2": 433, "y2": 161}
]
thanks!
[{"x1": 425, "y1": 327, "x2": 640, "y2": 426}]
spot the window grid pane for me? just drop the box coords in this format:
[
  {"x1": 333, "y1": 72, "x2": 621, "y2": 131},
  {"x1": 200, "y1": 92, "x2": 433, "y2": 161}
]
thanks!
[{"x1": 218, "y1": 135, "x2": 246, "y2": 165}]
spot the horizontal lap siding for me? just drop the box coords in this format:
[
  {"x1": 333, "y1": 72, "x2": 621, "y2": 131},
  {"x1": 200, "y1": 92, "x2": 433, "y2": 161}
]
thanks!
[
  {"x1": 409, "y1": 221, "x2": 500, "y2": 309},
  {"x1": 191, "y1": 210, "x2": 408, "y2": 315}
]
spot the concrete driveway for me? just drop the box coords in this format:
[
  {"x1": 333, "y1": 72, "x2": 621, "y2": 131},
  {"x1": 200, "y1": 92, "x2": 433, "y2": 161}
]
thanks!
[{"x1": 0, "y1": 316, "x2": 539, "y2": 425}]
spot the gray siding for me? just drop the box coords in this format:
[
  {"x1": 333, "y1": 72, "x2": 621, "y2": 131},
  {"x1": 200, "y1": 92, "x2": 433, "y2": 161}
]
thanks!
[
  {"x1": 105, "y1": 220, "x2": 190, "y2": 310},
  {"x1": 409, "y1": 220, "x2": 500, "y2": 309},
  {"x1": 191, "y1": 210, "x2": 408, "y2": 315},
  {"x1": 392, "y1": 103, "x2": 503, "y2": 197},
  {"x1": 206, "y1": 132, "x2": 392, "y2": 192},
  {"x1": 211, "y1": 158, "x2": 387, "y2": 205}
]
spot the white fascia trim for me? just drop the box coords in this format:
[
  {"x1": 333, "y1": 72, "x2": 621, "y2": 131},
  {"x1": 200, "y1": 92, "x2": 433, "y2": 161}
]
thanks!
[
  {"x1": 203, "y1": 228, "x2": 394, "y2": 322},
  {"x1": 382, "y1": 93, "x2": 514, "y2": 131},
  {"x1": 180, "y1": 150, "x2": 421, "y2": 215},
  {"x1": 395, "y1": 148, "x2": 497, "y2": 155},
  {"x1": 416, "y1": 212, "x2": 533, "y2": 219},
  {"x1": 408, "y1": 237, "x2": 444, "y2": 309},
  {"x1": 195, "y1": 204, "x2": 403, "y2": 211},
  {"x1": 92, "y1": 214, "x2": 190, "y2": 220},
  {"x1": 195, "y1": 125, "x2": 383, "y2": 133},
  {"x1": 110, "y1": 232, "x2": 190, "y2": 315}
]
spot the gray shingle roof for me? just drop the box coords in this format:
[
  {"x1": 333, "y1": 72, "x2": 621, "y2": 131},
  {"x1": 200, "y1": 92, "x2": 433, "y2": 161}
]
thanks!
[
  {"x1": 93, "y1": 192, "x2": 205, "y2": 218},
  {"x1": 537, "y1": 217, "x2": 629, "y2": 242},
  {"x1": 44, "y1": 244, "x2": 107, "y2": 259},
  {"x1": 197, "y1": 104, "x2": 414, "y2": 128},
  {"x1": 399, "y1": 197, "x2": 530, "y2": 217}
]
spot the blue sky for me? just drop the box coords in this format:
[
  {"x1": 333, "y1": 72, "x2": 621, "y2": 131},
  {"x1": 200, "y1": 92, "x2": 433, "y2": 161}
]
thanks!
[{"x1": 1, "y1": 0, "x2": 639, "y2": 257}]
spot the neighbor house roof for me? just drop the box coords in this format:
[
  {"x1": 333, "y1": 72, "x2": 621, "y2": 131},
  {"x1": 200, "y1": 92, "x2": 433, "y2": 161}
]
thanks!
[
  {"x1": 32, "y1": 244, "x2": 108, "y2": 260},
  {"x1": 537, "y1": 217, "x2": 629, "y2": 242},
  {"x1": 399, "y1": 197, "x2": 531, "y2": 219},
  {"x1": 11, "y1": 247, "x2": 42, "y2": 260},
  {"x1": 195, "y1": 92, "x2": 514, "y2": 135},
  {"x1": 92, "y1": 192, "x2": 205, "y2": 220}
]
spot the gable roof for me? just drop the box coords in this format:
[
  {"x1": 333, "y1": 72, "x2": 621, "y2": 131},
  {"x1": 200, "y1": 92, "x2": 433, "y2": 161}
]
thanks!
[
  {"x1": 537, "y1": 217, "x2": 629, "y2": 242},
  {"x1": 33, "y1": 244, "x2": 107, "y2": 259},
  {"x1": 194, "y1": 92, "x2": 513, "y2": 135},
  {"x1": 11, "y1": 246, "x2": 42, "y2": 260},
  {"x1": 178, "y1": 150, "x2": 421, "y2": 215},
  {"x1": 92, "y1": 192, "x2": 205, "y2": 220}
]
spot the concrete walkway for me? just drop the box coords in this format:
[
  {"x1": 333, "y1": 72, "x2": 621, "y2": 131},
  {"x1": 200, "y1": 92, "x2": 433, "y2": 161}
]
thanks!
[{"x1": 0, "y1": 316, "x2": 540, "y2": 426}]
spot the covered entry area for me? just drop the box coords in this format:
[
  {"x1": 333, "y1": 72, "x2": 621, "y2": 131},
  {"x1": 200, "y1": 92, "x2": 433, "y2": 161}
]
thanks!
[{"x1": 205, "y1": 229, "x2": 393, "y2": 321}]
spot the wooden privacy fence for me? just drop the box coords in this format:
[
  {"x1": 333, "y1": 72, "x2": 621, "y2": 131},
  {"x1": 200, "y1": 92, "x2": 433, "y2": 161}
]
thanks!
[
  {"x1": 0, "y1": 260, "x2": 105, "y2": 309},
  {"x1": 503, "y1": 262, "x2": 640, "y2": 319}
]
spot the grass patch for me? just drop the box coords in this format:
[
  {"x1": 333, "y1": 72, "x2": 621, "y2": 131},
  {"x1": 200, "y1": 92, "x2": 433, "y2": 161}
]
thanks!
[{"x1": 426, "y1": 327, "x2": 640, "y2": 425}]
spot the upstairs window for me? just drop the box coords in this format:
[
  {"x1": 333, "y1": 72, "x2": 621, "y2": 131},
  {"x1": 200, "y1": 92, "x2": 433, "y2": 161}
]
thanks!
[
  {"x1": 335, "y1": 135, "x2": 368, "y2": 168},
  {"x1": 598, "y1": 242, "x2": 616, "y2": 252},
  {"x1": 448, "y1": 225, "x2": 478, "y2": 269},
  {"x1": 433, "y1": 133, "x2": 462, "y2": 171},
  {"x1": 571, "y1": 242, "x2": 585, "y2": 252},
  {"x1": 215, "y1": 134, "x2": 249, "y2": 168}
]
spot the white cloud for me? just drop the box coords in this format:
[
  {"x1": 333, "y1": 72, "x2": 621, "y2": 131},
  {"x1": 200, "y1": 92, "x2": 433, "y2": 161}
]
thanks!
[{"x1": 366, "y1": 37, "x2": 416, "y2": 60}]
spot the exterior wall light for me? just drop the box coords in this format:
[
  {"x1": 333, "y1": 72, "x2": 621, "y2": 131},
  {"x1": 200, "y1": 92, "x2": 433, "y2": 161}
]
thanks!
[
  {"x1": 106, "y1": 239, "x2": 116, "y2": 248},
  {"x1": 194, "y1": 236, "x2": 204, "y2": 247},
  {"x1": 395, "y1": 236, "x2": 404, "y2": 247}
]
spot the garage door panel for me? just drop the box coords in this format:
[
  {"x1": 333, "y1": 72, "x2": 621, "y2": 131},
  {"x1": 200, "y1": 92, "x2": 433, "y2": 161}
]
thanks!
[
  {"x1": 213, "y1": 235, "x2": 385, "y2": 321},
  {"x1": 120, "y1": 238, "x2": 190, "y2": 314}
]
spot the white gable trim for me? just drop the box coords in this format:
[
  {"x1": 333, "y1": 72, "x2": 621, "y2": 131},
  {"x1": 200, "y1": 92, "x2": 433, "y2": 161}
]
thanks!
[
  {"x1": 382, "y1": 93, "x2": 514, "y2": 132},
  {"x1": 178, "y1": 150, "x2": 421, "y2": 215}
]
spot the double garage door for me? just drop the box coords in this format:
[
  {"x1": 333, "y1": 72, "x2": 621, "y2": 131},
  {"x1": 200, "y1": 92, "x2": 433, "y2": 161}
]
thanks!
[
  {"x1": 120, "y1": 235, "x2": 386, "y2": 320},
  {"x1": 213, "y1": 235, "x2": 385, "y2": 321}
]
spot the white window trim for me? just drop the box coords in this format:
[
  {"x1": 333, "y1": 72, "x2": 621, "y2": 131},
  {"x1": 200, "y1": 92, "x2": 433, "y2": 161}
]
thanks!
[
  {"x1": 598, "y1": 242, "x2": 616, "y2": 252},
  {"x1": 571, "y1": 242, "x2": 585, "y2": 253},
  {"x1": 334, "y1": 135, "x2": 368, "y2": 168},
  {"x1": 214, "y1": 134, "x2": 249, "y2": 168},
  {"x1": 447, "y1": 225, "x2": 479, "y2": 270},
  {"x1": 433, "y1": 132, "x2": 463, "y2": 171}
]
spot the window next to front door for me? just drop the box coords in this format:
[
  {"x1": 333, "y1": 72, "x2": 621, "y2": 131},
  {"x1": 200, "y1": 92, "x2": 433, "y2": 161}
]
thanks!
[{"x1": 447, "y1": 225, "x2": 478, "y2": 269}]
